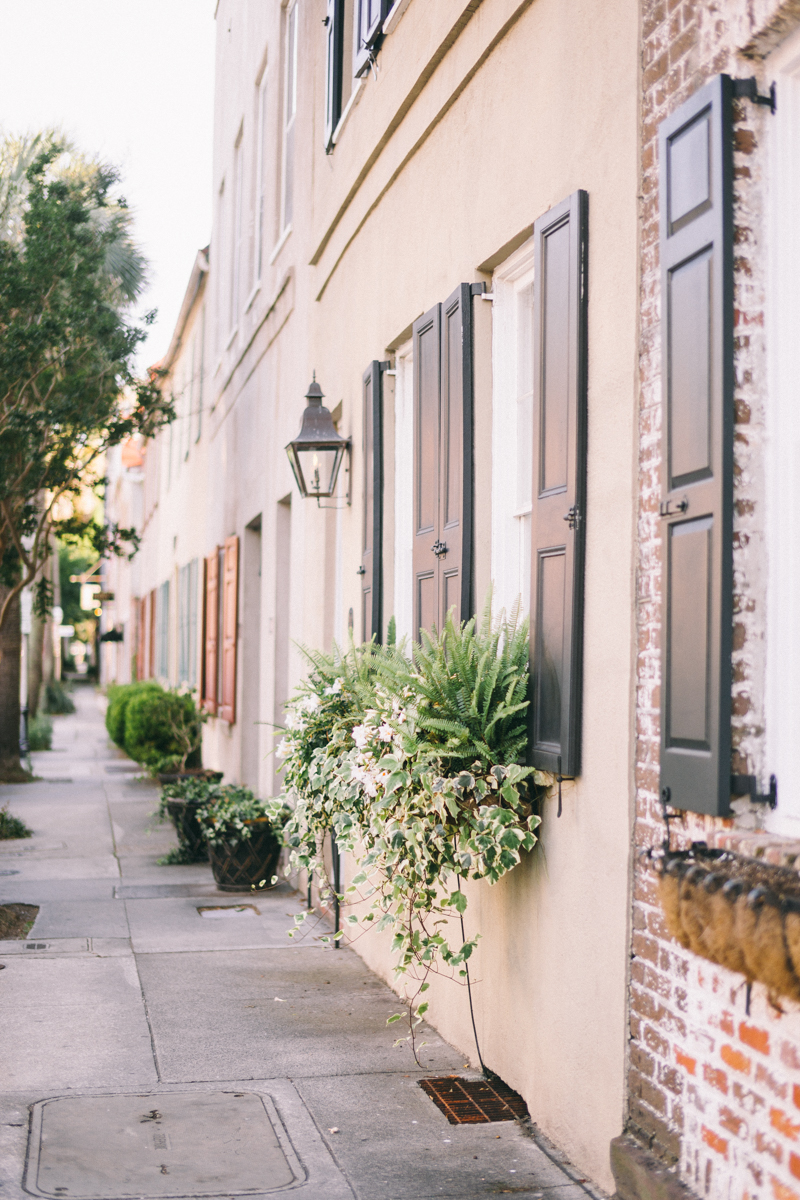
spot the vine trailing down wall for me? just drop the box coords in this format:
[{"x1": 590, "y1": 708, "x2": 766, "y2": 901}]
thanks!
[
  {"x1": 632, "y1": 1, "x2": 800, "y2": 1196},
  {"x1": 278, "y1": 603, "x2": 550, "y2": 1062}
]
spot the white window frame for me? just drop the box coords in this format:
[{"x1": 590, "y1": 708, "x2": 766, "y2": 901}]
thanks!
[
  {"x1": 765, "y1": 31, "x2": 800, "y2": 832},
  {"x1": 253, "y1": 63, "x2": 268, "y2": 296},
  {"x1": 491, "y1": 237, "x2": 536, "y2": 623},
  {"x1": 280, "y1": 1, "x2": 298, "y2": 237},
  {"x1": 230, "y1": 126, "x2": 244, "y2": 335}
]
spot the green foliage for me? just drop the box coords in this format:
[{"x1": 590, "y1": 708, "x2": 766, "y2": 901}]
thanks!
[
  {"x1": 195, "y1": 787, "x2": 291, "y2": 849},
  {"x1": 281, "y1": 601, "x2": 551, "y2": 1006},
  {"x1": 27, "y1": 714, "x2": 52, "y2": 751},
  {"x1": 0, "y1": 135, "x2": 174, "y2": 632},
  {"x1": 42, "y1": 678, "x2": 75, "y2": 714},
  {"x1": 123, "y1": 687, "x2": 203, "y2": 774},
  {"x1": 0, "y1": 804, "x2": 31, "y2": 839},
  {"x1": 105, "y1": 680, "x2": 160, "y2": 747}
]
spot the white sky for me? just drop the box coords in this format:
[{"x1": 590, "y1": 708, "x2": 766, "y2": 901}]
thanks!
[{"x1": 0, "y1": 1, "x2": 216, "y2": 369}]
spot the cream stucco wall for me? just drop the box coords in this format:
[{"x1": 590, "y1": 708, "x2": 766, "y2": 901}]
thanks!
[{"x1": 115, "y1": 0, "x2": 640, "y2": 1189}]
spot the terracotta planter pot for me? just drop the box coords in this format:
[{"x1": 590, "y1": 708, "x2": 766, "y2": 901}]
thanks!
[
  {"x1": 652, "y1": 846, "x2": 800, "y2": 1003},
  {"x1": 206, "y1": 822, "x2": 282, "y2": 892}
]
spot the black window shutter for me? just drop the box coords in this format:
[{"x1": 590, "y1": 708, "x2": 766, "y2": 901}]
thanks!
[
  {"x1": 529, "y1": 191, "x2": 588, "y2": 778},
  {"x1": 354, "y1": 0, "x2": 392, "y2": 78},
  {"x1": 361, "y1": 360, "x2": 384, "y2": 643},
  {"x1": 324, "y1": 0, "x2": 344, "y2": 153},
  {"x1": 658, "y1": 76, "x2": 734, "y2": 817},
  {"x1": 412, "y1": 286, "x2": 474, "y2": 641}
]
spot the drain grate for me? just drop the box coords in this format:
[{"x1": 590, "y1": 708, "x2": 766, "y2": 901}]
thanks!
[{"x1": 418, "y1": 1076, "x2": 529, "y2": 1124}]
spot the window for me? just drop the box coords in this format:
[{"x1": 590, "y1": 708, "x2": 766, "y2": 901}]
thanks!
[
  {"x1": 254, "y1": 66, "x2": 268, "y2": 283},
  {"x1": 281, "y1": 2, "x2": 298, "y2": 234},
  {"x1": 195, "y1": 307, "x2": 205, "y2": 444},
  {"x1": 230, "y1": 129, "x2": 244, "y2": 332},
  {"x1": 155, "y1": 580, "x2": 170, "y2": 680},
  {"x1": 766, "y1": 34, "x2": 800, "y2": 832},
  {"x1": 178, "y1": 560, "x2": 199, "y2": 686},
  {"x1": 491, "y1": 239, "x2": 536, "y2": 621},
  {"x1": 215, "y1": 179, "x2": 225, "y2": 355}
]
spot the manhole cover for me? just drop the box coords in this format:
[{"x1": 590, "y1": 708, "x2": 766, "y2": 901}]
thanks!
[
  {"x1": 418, "y1": 1076, "x2": 529, "y2": 1124},
  {"x1": 28, "y1": 1092, "x2": 295, "y2": 1197}
]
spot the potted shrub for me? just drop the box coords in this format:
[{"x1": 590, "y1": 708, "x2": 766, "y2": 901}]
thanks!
[
  {"x1": 106, "y1": 681, "x2": 161, "y2": 749},
  {"x1": 123, "y1": 686, "x2": 205, "y2": 776},
  {"x1": 158, "y1": 777, "x2": 221, "y2": 864},
  {"x1": 196, "y1": 787, "x2": 290, "y2": 892}
]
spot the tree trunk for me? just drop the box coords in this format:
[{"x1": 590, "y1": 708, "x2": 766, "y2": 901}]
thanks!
[
  {"x1": 28, "y1": 607, "x2": 45, "y2": 719},
  {"x1": 0, "y1": 586, "x2": 28, "y2": 781}
]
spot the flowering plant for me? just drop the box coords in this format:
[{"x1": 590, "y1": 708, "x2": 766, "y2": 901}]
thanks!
[{"x1": 280, "y1": 603, "x2": 550, "y2": 1051}]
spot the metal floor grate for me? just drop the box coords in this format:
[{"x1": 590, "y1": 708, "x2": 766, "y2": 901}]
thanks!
[{"x1": 418, "y1": 1075, "x2": 529, "y2": 1124}]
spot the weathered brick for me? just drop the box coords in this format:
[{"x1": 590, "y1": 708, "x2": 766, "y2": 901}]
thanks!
[
  {"x1": 722, "y1": 1045, "x2": 752, "y2": 1075},
  {"x1": 740, "y1": 1024, "x2": 770, "y2": 1056},
  {"x1": 772, "y1": 1109, "x2": 800, "y2": 1141},
  {"x1": 702, "y1": 1125, "x2": 729, "y2": 1158}
]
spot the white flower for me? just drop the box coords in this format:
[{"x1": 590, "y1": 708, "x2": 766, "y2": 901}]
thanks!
[
  {"x1": 302, "y1": 694, "x2": 320, "y2": 713},
  {"x1": 352, "y1": 724, "x2": 370, "y2": 749},
  {"x1": 324, "y1": 678, "x2": 343, "y2": 696},
  {"x1": 377, "y1": 723, "x2": 394, "y2": 743},
  {"x1": 276, "y1": 738, "x2": 290, "y2": 759}
]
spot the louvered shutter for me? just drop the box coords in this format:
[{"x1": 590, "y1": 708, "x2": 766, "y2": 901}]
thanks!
[
  {"x1": 529, "y1": 191, "x2": 588, "y2": 778},
  {"x1": 361, "y1": 360, "x2": 384, "y2": 642},
  {"x1": 219, "y1": 535, "x2": 239, "y2": 724},
  {"x1": 324, "y1": 0, "x2": 344, "y2": 152},
  {"x1": 202, "y1": 552, "x2": 219, "y2": 714},
  {"x1": 412, "y1": 285, "x2": 474, "y2": 640},
  {"x1": 658, "y1": 76, "x2": 734, "y2": 817}
]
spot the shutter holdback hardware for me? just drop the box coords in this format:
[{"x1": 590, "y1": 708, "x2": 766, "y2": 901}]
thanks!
[
  {"x1": 731, "y1": 773, "x2": 778, "y2": 809},
  {"x1": 431, "y1": 540, "x2": 448, "y2": 558},
  {"x1": 659, "y1": 496, "x2": 688, "y2": 517},
  {"x1": 563, "y1": 506, "x2": 581, "y2": 530},
  {"x1": 732, "y1": 77, "x2": 776, "y2": 114}
]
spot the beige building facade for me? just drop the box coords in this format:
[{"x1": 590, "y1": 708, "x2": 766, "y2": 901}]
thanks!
[{"x1": 105, "y1": 0, "x2": 641, "y2": 1190}]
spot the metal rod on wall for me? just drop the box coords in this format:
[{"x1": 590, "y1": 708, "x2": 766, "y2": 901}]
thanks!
[{"x1": 331, "y1": 831, "x2": 341, "y2": 949}]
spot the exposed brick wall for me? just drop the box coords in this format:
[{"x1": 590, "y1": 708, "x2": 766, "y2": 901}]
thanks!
[{"x1": 632, "y1": 0, "x2": 800, "y2": 1194}]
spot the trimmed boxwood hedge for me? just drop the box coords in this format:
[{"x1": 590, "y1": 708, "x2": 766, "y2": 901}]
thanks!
[
  {"x1": 123, "y1": 687, "x2": 202, "y2": 773},
  {"x1": 105, "y1": 681, "x2": 162, "y2": 748}
]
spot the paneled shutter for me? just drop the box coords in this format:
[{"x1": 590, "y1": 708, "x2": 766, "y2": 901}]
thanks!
[
  {"x1": 529, "y1": 190, "x2": 588, "y2": 778},
  {"x1": 658, "y1": 76, "x2": 734, "y2": 817},
  {"x1": 361, "y1": 360, "x2": 384, "y2": 642},
  {"x1": 219, "y1": 535, "x2": 239, "y2": 724},
  {"x1": 411, "y1": 284, "x2": 474, "y2": 640},
  {"x1": 202, "y1": 551, "x2": 219, "y2": 714},
  {"x1": 324, "y1": 0, "x2": 344, "y2": 152}
]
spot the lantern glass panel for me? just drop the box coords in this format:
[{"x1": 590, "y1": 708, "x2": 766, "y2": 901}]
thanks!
[{"x1": 295, "y1": 445, "x2": 341, "y2": 497}]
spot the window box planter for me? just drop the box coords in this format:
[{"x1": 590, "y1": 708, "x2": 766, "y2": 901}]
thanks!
[{"x1": 652, "y1": 844, "x2": 800, "y2": 1002}]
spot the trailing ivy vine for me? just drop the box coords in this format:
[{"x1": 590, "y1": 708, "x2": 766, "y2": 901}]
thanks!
[{"x1": 279, "y1": 602, "x2": 550, "y2": 1058}]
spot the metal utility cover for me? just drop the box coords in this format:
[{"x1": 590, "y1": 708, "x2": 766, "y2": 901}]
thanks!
[{"x1": 28, "y1": 1092, "x2": 295, "y2": 1198}]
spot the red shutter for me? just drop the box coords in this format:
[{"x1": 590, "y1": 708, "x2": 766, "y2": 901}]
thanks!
[
  {"x1": 219, "y1": 536, "x2": 239, "y2": 724},
  {"x1": 202, "y1": 552, "x2": 219, "y2": 714}
]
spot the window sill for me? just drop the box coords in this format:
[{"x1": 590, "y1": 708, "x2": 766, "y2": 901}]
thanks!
[
  {"x1": 332, "y1": 79, "x2": 364, "y2": 148},
  {"x1": 269, "y1": 225, "x2": 292, "y2": 265},
  {"x1": 244, "y1": 282, "x2": 261, "y2": 314},
  {"x1": 382, "y1": 0, "x2": 411, "y2": 37}
]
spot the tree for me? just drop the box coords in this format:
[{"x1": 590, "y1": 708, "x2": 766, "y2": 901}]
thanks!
[{"x1": 0, "y1": 135, "x2": 173, "y2": 776}]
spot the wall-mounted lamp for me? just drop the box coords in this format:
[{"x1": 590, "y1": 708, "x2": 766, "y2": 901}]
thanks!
[{"x1": 285, "y1": 376, "x2": 350, "y2": 503}]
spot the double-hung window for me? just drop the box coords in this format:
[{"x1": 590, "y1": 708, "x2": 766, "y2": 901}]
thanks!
[{"x1": 281, "y1": 2, "x2": 298, "y2": 234}]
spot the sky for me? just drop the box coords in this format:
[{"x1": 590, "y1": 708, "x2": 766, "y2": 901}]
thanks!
[{"x1": 0, "y1": 1, "x2": 216, "y2": 369}]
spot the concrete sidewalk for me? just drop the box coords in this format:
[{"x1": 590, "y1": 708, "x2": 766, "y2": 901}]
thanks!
[{"x1": 0, "y1": 686, "x2": 597, "y2": 1200}]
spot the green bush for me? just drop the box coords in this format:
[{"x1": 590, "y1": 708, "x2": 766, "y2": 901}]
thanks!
[
  {"x1": 27, "y1": 715, "x2": 53, "y2": 751},
  {"x1": 105, "y1": 681, "x2": 161, "y2": 748},
  {"x1": 42, "y1": 678, "x2": 75, "y2": 715},
  {"x1": 124, "y1": 688, "x2": 203, "y2": 774},
  {"x1": 196, "y1": 787, "x2": 290, "y2": 848},
  {"x1": 0, "y1": 804, "x2": 32, "y2": 840}
]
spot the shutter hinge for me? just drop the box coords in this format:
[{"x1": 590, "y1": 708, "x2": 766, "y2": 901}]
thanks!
[
  {"x1": 356, "y1": 565, "x2": 366, "y2": 576},
  {"x1": 731, "y1": 773, "x2": 778, "y2": 809},
  {"x1": 732, "y1": 77, "x2": 776, "y2": 115}
]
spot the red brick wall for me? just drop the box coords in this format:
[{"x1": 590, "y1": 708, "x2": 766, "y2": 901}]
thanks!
[{"x1": 632, "y1": 0, "x2": 800, "y2": 1193}]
